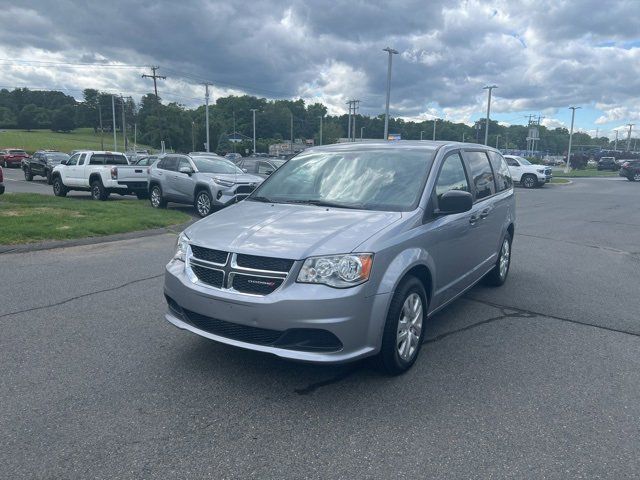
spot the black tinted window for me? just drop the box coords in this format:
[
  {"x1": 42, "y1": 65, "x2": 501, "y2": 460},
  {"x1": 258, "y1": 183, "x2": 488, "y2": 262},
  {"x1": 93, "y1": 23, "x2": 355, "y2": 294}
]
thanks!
[
  {"x1": 505, "y1": 157, "x2": 520, "y2": 167},
  {"x1": 464, "y1": 151, "x2": 496, "y2": 200},
  {"x1": 435, "y1": 153, "x2": 469, "y2": 200},
  {"x1": 89, "y1": 154, "x2": 128, "y2": 165},
  {"x1": 488, "y1": 151, "x2": 513, "y2": 192},
  {"x1": 160, "y1": 157, "x2": 178, "y2": 171}
]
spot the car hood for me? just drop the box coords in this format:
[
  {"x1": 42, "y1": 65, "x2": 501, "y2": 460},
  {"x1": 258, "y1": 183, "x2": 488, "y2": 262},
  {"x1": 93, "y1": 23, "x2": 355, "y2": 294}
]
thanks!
[
  {"x1": 196, "y1": 172, "x2": 263, "y2": 184},
  {"x1": 185, "y1": 201, "x2": 402, "y2": 259}
]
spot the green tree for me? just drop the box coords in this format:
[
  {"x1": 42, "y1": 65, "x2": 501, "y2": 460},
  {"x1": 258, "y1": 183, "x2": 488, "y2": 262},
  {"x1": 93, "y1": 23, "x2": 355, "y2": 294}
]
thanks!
[
  {"x1": 17, "y1": 104, "x2": 39, "y2": 131},
  {"x1": 51, "y1": 105, "x2": 76, "y2": 132}
]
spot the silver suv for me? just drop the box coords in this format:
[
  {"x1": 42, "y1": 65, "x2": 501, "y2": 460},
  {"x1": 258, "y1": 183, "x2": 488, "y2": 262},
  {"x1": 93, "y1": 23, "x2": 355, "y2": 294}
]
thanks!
[
  {"x1": 148, "y1": 154, "x2": 263, "y2": 217},
  {"x1": 163, "y1": 141, "x2": 515, "y2": 374}
]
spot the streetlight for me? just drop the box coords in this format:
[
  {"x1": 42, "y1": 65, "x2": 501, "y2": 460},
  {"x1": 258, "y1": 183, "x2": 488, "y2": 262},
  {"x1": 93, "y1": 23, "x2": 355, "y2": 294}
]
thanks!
[
  {"x1": 432, "y1": 118, "x2": 437, "y2": 141},
  {"x1": 483, "y1": 85, "x2": 497, "y2": 145},
  {"x1": 318, "y1": 115, "x2": 323, "y2": 146},
  {"x1": 360, "y1": 126, "x2": 365, "y2": 140},
  {"x1": 495, "y1": 134, "x2": 501, "y2": 149},
  {"x1": 565, "y1": 106, "x2": 581, "y2": 172},
  {"x1": 626, "y1": 123, "x2": 634, "y2": 151},
  {"x1": 420, "y1": 130, "x2": 424, "y2": 140},
  {"x1": 383, "y1": 47, "x2": 399, "y2": 140},
  {"x1": 250, "y1": 108, "x2": 258, "y2": 155}
]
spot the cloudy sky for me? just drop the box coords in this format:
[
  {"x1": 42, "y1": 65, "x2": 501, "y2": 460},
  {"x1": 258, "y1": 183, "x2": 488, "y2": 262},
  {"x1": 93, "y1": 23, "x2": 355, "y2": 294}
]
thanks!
[{"x1": 1, "y1": 0, "x2": 639, "y2": 138}]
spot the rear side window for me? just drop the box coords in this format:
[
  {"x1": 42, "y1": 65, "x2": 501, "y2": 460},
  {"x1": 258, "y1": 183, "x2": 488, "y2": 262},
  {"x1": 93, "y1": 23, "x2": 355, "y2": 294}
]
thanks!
[
  {"x1": 160, "y1": 157, "x2": 179, "y2": 171},
  {"x1": 89, "y1": 154, "x2": 128, "y2": 165},
  {"x1": 10, "y1": 150, "x2": 26, "y2": 155},
  {"x1": 435, "y1": 153, "x2": 470, "y2": 200},
  {"x1": 464, "y1": 151, "x2": 496, "y2": 200},
  {"x1": 488, "y1": 151, "x2": 513, "y2": 192}
]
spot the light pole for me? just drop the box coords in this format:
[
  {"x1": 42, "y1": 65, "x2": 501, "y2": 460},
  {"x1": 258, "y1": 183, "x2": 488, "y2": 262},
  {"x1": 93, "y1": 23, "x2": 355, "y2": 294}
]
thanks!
[
  {"x1": 420, "y1": 130, "x2": 424, "y2": 140},
  {"x1": 383, "y1": 47, "x2": 398, "y2": 140},
  {"x1": 360, "y1": 126, "x2": 365, "y2": 140},
  {"x1": 495, "y1": 134, "x2": 501, "y2": 149},
  {"x1": 191, "y1": 121, "x2": 195, "y2": 152},
  {"x1": 111, "y1": 95, "x2": 117, "y2": 151},
  {"x1": 318, "y1": 115, "x2": 323, "y2": 146},
  {"x1": 565, "y1": 106, "x2": 581, "y2": 172},
  {"x1": 204, "y1": 83, "x2": 211, "y2": 152},
  {"x1": 626, "y1": 123, "x2": 634, "y2": 151},
  {"x1": 483, "y1": 85, "x2": 497, "y2": 145},
  {"x1": 432, "y1": 118, "x2": 437, "y2": 141},
  {"x1": 250, "y1": 109, "x2": 257, "y2": 155},
  {"x1": 614, "y1": 129, "x2": 618, "y2": 151}
]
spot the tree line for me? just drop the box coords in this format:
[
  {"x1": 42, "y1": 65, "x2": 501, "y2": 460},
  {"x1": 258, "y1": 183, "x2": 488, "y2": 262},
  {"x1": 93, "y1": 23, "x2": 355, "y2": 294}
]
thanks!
[{"x1": 0, "y1": 87, "x2": 621, "y2": 154}]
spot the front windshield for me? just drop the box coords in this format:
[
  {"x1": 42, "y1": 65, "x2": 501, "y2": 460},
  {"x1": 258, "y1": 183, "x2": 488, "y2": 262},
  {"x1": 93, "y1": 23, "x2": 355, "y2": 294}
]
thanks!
[
  {"x1": 517, "y1": 157, "x2": 531, "y2": 165},
  {"x1": 193, "y1": 157, "x2": 243, "y2": 174},
  {"x1": 250, "y1": 149, "x2": 433, "y2": 211},
  {"x1": 46, "y1": 153, "x2": 69, "y2": 162}
]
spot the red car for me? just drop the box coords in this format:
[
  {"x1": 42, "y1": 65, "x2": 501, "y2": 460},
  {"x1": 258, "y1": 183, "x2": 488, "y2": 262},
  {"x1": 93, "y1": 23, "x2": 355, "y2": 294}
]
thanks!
[{"x1": 1, "y1": 148, "x2": 29, "y2": 168}]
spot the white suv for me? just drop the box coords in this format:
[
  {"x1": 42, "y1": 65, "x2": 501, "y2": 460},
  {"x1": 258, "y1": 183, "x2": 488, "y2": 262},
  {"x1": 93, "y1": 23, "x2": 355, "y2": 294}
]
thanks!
[{"x1": 504, "y1": 155, "x2": 552, "y2": 188}]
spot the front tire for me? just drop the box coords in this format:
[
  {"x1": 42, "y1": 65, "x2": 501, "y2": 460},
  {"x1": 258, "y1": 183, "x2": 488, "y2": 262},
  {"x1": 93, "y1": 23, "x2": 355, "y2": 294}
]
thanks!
[
  {"x1": 630, "y1": 173, "x2": 640, "y2": 182},
  {"x1": 521, "y1": 174, "x2": 536, "y2": 189},
  {"x1": 24, "y1": 168, "x2": 33, "y2": 181},
  {"x1": 52, "y1": 176, "x2": 68, "y2": 197},
  {"x1": 195, "y1": 190, "x2": 213, "y2": 217},
  {"x1": 149, "y1": 185, "x2": 166, "y2": 208},
  {"x1": 483, "y1": 231, "x2": 512, "y2": 286},
  {"x1": 90, "y1": 180, "x2": 109, "y2": 201},
  {"x1": 46, "y1": 170, "x2": 53, "y2": 185},
  {"x1": 377, "y1": 276, "x2": 427, "y2": 376}
]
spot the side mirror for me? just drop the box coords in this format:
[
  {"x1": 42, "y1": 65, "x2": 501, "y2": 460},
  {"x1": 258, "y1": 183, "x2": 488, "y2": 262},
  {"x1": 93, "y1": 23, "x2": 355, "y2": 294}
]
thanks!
[
  {"x1": 436, "y1": 190, "x2": 473, "y2": 215},
  {"x1": 242, "y1": 168, "x2": 248, "y2": 173},
  {"x1": 179, "y1": 166, "x2": 193, "y2": 175},
  {"x1": 265, "y1": 170, "x2": 273, "y2": 176},
  {"x1": 60, "y1": 159, "x2": 68, "y2": 165}
]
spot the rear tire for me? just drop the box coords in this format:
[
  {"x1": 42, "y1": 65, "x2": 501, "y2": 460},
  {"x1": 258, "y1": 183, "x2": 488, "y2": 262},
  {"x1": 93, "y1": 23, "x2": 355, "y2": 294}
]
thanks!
[
  {"x1": 90, "y1": 180, "x2": 109, "y2": 201},
  {"x1": 521, "y1": 174, "x2": 536, "y2": 189},
  {"x1": 377, "y1": 276, "x2": 427, "y2": 376},
  {"x1": 24, "y1": 168, "x2": 33, "y2": 181},
  {"x1": 483, "y1": 231, "x2": 512, "y2": 286},
  {"x1": 149, "y1": 184, "x2": 166, "y2": 208},
  {"x1": 52, "y1": 176, "x2": 68, "y2": 197}
]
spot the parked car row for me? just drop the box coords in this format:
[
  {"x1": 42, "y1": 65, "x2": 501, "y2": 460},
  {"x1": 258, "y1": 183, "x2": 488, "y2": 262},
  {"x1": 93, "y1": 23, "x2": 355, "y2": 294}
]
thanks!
[
  {"x1": 619, "y1": 159, "x2": 640, "y2": 181},
  {"x1": 1, "y1": 148, "x2": 29, "y2": 168}
]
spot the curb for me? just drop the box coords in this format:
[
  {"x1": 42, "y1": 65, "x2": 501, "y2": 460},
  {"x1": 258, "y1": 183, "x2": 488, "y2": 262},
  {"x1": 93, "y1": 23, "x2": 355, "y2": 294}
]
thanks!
[
  {"x1": 0, "y1": 220, "x2": 195, "y2": 255},
  {"x1": 549, "y1": 179, "x2": 573, "y2": 186}
]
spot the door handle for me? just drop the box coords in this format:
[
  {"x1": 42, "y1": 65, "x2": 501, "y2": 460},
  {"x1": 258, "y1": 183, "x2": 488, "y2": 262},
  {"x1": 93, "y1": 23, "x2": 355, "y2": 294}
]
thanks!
[
  {"x1": 480, "y1": 209, "x2": 489, "y2": 219},
  {"x1": 469, "y1": 215, "x2": 478, "y2": 225}
]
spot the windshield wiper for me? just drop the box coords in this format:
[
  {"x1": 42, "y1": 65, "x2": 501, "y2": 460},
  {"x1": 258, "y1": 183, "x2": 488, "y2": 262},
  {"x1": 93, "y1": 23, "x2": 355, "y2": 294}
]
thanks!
[
  {"x1": 282, "y1": 199, "x2": 364, "y2": 209},
  {"x1": 248, "y1": 195, "x2": 277, "y2": 203}
]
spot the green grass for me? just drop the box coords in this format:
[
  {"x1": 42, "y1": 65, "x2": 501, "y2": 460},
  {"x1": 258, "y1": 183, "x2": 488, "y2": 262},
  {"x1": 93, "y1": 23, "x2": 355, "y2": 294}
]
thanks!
[
  {"x1": 549, "y1": 177, "x2": 570, "y2": 184},
  {"x1": 0, "y1": 193, "x2": 190, "y2": 245},
  {"x1": 0, "y1": 128, "x2": 151, "y2": 154},
  {"x1": 555, "y1": 168, "x2": 618, "y2": 178}
]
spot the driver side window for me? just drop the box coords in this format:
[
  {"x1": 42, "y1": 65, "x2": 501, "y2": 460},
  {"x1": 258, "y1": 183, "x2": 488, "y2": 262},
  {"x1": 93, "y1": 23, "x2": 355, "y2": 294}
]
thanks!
[
  {"x1": 435, "y1": 153, "x2": 470, "y2": 203},
  {"x1": 67, "y1": 154, "x2": 80, "y2": 166},
  {"x1": 506, "y1": 158, "x2": 519, "y2": 167}
]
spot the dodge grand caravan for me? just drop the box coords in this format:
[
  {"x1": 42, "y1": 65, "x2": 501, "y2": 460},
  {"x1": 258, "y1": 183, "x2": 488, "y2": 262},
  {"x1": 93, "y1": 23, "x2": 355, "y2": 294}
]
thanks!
[{"x1": 164, "y1": 141, "x2": 515, "y2": 374}]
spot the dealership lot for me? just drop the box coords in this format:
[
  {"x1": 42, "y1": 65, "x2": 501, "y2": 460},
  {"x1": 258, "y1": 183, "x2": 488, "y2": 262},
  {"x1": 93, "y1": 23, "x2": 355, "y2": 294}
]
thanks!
[{"x1": 1, "y1": 178, "x2": 639, "y2": 478}]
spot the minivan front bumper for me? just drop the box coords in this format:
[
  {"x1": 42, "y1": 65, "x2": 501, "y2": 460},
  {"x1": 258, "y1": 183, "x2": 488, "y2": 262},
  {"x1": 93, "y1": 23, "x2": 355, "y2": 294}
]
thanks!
[{"x1": 163, "y1": 259, "x2": 390, "y2": 363}]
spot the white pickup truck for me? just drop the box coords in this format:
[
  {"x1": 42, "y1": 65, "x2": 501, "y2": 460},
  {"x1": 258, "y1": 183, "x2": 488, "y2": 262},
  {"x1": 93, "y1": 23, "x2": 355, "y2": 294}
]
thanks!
[
  {"x1": 503, "y1": 155, "x2": 553, "y2": 188},
  {"x1": 51, "y1": 151, "x2": 150, "y2": 200}
]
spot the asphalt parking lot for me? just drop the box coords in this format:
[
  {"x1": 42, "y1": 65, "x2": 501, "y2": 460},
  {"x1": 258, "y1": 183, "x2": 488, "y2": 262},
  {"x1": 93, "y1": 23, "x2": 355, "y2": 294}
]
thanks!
[{"x1": 1, "y1": 177, "x2": 639, "y2": 478}]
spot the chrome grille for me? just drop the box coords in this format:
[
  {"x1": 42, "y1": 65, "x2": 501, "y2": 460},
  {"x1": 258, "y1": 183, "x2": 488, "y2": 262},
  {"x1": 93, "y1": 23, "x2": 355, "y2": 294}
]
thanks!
[{"x1": 186, "y1": 246, "x2": 293, "y2": 296}]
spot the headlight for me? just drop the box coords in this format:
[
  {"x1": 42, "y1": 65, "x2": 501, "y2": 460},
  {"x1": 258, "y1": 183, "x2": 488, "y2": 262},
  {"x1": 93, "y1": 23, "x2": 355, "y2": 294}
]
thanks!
[
  {"x1": 213, "y1": 177, "x2": 234, "y2": 187},
  {"x1": 297, "y1": 253, "x2": 373, "y2": 288},
  {"x1": 174, "y1": 232, "x2": 189, "y2": 262}
]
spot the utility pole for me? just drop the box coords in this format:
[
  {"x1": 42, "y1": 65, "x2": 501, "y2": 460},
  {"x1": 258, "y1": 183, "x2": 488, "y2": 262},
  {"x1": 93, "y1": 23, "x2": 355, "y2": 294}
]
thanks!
[
  {"x1": 462, "y1": 132, "x2": 465, "y2": 142},
  {"x1": 346, "y1": 100, "x2": 352, "y2": 141},
  {"x1": 191, "y1": 121, "x2": 195, "y2": 152},
  {"x1": 318, "y1": 115, "x2": 323, "y2": 146},
  {"x1": 141, "y1": 66, "x2": 166, "y2": 100},
  {"x1": 250, "y1": 108, "x2": 258, "y2": 154},
  {"x1": 111, "y1": 95, "x2": 117, "y2": 151},
  {"x1": 626, "y1": 123, "x2": 634, "y2": 151},
  {"x1": 119, "y1": 95, "x2": 132, "y2": 151},
  {"x1": 614, "y1": 129, "x2": 619, "y2": 151},
  {"x1": 420, "y1": 130, "x2": 424, "y2": 140},
  {"x1": 290, "y1": 111, "x2": 293, "y2": 150},
  {"x1": 97, "y1": 102, "x2": 104, "y2": 150},
  {"x1": 232, "y1": 110, "x2": 236, "y2": 154},
  {"x1": 496, "y1": 135, "x2": 500, "y2": 149},
  {"x1": 483, "y1": 85, "x2": 497, "y2": 145},
  {"x1": 383, "y1": 47, "x2": 398, "y2": 140},
  {"x1": 432, "y1": 118, "x2": 437, "y2": 141},
  {"x1": 360, "y1": 126, "x2": 365, "y2": 140},
  {"x1": 203, "y1": 83, "x2": 211, "y2": 152},
  {"x1": 134, "y1": 123, "x2": 137, "y2": 152},
  {"x1": 565, "y1": 106, "x2": 581, "y2": 172}
]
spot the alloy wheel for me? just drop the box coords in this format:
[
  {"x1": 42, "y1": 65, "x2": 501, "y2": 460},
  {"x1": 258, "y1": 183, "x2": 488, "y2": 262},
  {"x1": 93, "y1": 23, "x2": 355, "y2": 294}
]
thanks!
[
  {"x1": 396, "y1": 293, "x2": 423, "y2": 361},
  {"x1": 53, "y1": 180, "x2": 60, "y2": 195},
  {"x1": 523, "y1": 176, "x2": 535, "y2": 188},
  {"x1": 634, "y1": 173, "x2": 640, "y2": 182},
  {"x1": 197, "y1": 193, "x2": 211, "y2": 216},
  {"x1": 499, "y1": 238, "x2": 511, "y2": 280},
  {"x1": 92, "y1": 185, "x2": 100, "y2": 200},
  {"x1": 151, "y1": 188, "x2": 161, "y2": 207}
]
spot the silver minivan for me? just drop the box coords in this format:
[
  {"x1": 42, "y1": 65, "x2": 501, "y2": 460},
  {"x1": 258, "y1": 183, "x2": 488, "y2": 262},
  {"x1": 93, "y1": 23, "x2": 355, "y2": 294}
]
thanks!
[{"x1": 163, "y1": 141, "x2": 515, "y2": 374}]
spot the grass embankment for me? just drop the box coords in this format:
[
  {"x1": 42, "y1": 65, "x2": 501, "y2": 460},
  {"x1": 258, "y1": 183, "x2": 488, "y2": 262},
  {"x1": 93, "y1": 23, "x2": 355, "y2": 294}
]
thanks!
[
  {"x1": 0, "y1": 128, "x2": 151, "y2": 154},
  {"x1": 0, "y1": 193, "x2": 189, "y2": 245},
  {"x1": 554, "y1": 168, "x2": 617, "y2": 178}
]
